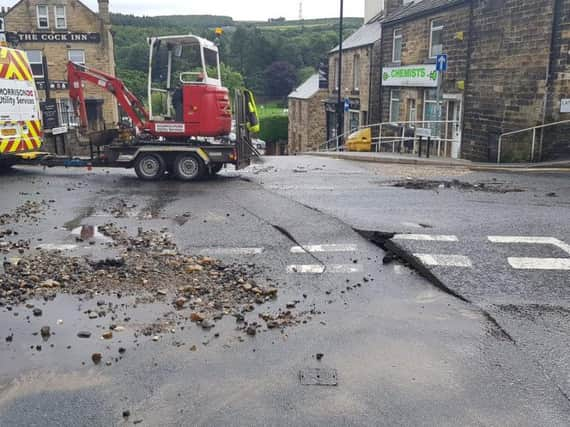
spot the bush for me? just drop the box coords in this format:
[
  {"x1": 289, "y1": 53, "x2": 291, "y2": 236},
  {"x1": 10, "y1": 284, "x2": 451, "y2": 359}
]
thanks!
[{"x1": 258, "y1": 115, "x2": 288, "y2": 143}]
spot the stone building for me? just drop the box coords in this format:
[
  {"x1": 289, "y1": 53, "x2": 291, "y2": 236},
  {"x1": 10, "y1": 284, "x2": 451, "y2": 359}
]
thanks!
[
  {"x1": 326, "y1": 19, "x2": 382, "y2": 142},
  {"x1": 288, "y1": 74, "x2": 327, "y2": 153},
  {"x1": 374, "y1": 0, "x2": 570, "y2": 162},
  {"x1": 3, "y1": 0, "x2": 118, "y2": 135}
]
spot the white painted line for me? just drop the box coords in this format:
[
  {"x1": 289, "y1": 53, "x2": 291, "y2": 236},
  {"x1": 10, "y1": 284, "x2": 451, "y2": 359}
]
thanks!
[
  {"x1": 394, "y1": 234, "x2": 459, "y2": 242},
  {"x1": 37, "y1": 244, "x2": 78, "y2": 251},
  {"x1": 287, "y1": 264, "x2": 363, "y2": 274},
  {"x1": 508, "y1": 257, "x2": 570, "y2": 270},
  {"x1": 414, "y1": 254, "x2": 473, "y2": 268},
  {"x1": 488, "y1": 236, "x2": 570, "y2": 255},
  {"x1": 198, "y1": 247, "x2": 264, "y2": 256},
  {"x1": 290, "y1": 243, "x2": 358, "y2": 253}
]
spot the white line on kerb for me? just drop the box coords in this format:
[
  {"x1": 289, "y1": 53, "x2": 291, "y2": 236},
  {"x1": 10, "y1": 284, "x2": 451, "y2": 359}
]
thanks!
[
  {"x1": 287, "y1": 264, "x2": 363, "y2": 274},
  {"x1": 508, "y1": 258, "x2": 570, "y2": 270},
  {"x1": 488, "y1": 236, "x2": 570, "y2": 255},
  {"x1": 197, "y1": 247, "x2": 264, "y2": 256},
  {"x1": 394, "y1": 234, "x2": 459, "y2": 242},
  {"x1": 414, "y1": 254, "x2": 473, "y2": 268},
  {"x1": 290, "y1": 243, "x2": 358, "y2": 253}
]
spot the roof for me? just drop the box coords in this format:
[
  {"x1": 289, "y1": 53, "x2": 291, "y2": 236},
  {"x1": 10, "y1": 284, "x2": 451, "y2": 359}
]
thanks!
[
  {"x1": 330, "y1": 20, "x2": 382, "y2": 53},
  {"x1": 384, "y1": 0, "x2": 466, "y2": 24},
  {"x1": 4, "y1": 0, "x2": 102, "y2": 22},
  {"x1": 288, "y1": 74, "x2": 321, "y2": 100}
]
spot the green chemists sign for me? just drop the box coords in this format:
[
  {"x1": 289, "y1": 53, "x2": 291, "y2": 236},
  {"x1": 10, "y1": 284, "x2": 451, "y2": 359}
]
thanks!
[{"x1": 382, "y1": 64, "x2": 438, "y2": 87}]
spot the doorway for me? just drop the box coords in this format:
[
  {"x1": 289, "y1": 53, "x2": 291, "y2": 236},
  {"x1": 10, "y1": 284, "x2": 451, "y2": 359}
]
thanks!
[{"x1": 446, "y1": 99, "x2": 462, "y2": 159}]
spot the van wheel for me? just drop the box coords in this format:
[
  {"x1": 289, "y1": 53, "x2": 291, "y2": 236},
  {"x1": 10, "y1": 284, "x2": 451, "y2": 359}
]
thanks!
[
  {"x1": 173, "y1": 154, "x2": 204, "y2": 181},
  {"x1": 134, "y1": 153, "x2": 166, "y2": 181}
]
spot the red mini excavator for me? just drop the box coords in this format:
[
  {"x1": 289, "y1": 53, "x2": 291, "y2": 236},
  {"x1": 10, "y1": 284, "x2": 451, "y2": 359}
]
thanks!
[{"x1": 66, "y1": 34, "x2": 258, "y2": 181}]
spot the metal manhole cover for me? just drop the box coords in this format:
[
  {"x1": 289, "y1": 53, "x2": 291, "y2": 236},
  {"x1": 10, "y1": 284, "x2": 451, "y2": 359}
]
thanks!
[{"x1": 299, "y1": 368, "x2": 338, "y2": 386}]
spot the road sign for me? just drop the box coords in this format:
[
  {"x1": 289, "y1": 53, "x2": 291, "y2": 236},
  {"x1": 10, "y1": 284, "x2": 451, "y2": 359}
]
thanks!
[
  {"x1": 436, "y1": 54, "x2": 448, "y2": 72},
  {"x1": 415, "y1": 127, "x2": 432, "y2": 138},
  {"x1": 51, "y1": 126, "x2": 68, "y2": 135},
  {"x1": 344, "y1": 98, "x2": 350, "y2": 112}
]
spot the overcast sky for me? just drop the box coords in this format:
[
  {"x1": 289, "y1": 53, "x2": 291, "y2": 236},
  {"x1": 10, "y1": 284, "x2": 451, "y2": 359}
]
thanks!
[{"x1": 79, "y1": 0, "x2": 364, "y2": 21}]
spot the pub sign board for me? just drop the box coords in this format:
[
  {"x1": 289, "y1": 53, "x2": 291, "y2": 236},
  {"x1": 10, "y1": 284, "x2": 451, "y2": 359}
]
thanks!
[{"x1": 7, "y1": 32, "x2": 101, "y2": 43}]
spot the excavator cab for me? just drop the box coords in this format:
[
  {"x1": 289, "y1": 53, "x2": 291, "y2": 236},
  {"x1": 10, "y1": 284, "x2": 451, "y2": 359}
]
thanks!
[{"x1": 147, "y1": 35, "x2": 231, "y2": 138}]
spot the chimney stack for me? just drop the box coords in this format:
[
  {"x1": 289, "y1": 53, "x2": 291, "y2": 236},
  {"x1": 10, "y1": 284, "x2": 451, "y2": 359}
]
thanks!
[
  {"x1": 384, "y1": 0, "x2": 403, "y2": 17},
  {"x1": 98, "y1": 0, "x2": 110, "y2": 24}
]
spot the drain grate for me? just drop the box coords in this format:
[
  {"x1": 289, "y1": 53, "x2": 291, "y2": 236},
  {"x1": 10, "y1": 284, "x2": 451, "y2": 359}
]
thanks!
[{"x1": 299, "y1": 368, "x2": 338, "y2": 386}]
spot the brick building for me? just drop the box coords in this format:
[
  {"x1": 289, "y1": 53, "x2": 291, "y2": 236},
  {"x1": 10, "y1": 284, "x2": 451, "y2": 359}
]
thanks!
[
  {"x1": 326, "y1": 19, "x2": 382, "y2": 142},
  {"x1": 288, "y1": 74, "x2": 327, "y2": 153},
  {"x1": 373, "y1": 0, "x2": 570, "y2": 162},
  {"x1": 2, "y1": 0, "x2": 118, "y2": 136}
]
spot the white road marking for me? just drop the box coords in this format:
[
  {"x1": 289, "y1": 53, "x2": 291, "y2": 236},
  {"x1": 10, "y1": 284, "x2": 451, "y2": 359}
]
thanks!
[
  {"x1": 36, "y1": 244, "x2": 78, "y2": 251},
  {"x1": 197, "y1": 247, "x2": 264, "y2": 256},
  {"x1": 508, "y1": 258, "x2": 570, "y2": 270},
  {"x1": 414, "y1": 254, "x2": 473, "y2": 267},
  {"x1": 488, "y1": 236, "x2": 570, "y2": 255},
  {"x1": 290, "y1": 243, "x2": 358, "y2": 253},
  {"x1": 394, "y1": 234, "x2": 459, "y2": 242},
  {"x1": 287, "y1": 264, "x2": 363, "y2": 274}
]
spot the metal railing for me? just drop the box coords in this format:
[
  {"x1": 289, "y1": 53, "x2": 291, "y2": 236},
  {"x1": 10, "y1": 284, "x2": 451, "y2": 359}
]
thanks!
[
  {"x1": 319, "y1": 120, "x2": 460, "y2": 157},
  {"x1": 497, "y1": 120, "x2": 570, "y2": 163}
]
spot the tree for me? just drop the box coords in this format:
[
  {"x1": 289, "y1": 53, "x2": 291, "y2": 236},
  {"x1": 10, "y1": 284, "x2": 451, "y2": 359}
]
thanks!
[
  {"x1": 220, "y1": 63, "x2": 245, "y2": 98},
  {"x1": 265, "y1": 61, "x2": 297, "y2": 98},
  {"x1": 297, "y1": 66, "x2": 316, "y2": 84}
]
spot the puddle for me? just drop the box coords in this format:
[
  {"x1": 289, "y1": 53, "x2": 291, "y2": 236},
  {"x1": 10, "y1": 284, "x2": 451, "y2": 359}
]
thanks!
[
  {"x1": 380, "y1": 179, "x2": 526, "y2": 193},
  {"x1": 0, "y1": 294, "x2": 180, "y2": 380},
  {"x1": 70, "y1": 225, "x2": 113, "y2": 243},
  {"x1": 63, "y1": 207, "x2": 96, "y2": 231}
]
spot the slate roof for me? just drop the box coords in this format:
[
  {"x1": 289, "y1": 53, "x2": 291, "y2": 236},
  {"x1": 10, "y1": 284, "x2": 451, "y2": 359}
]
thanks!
[
  {"x1": 330, "y1": 20, "x2": 382, "y2": 53},
  {"x1": 384, "y1": 0, "x2": 466, "y2": 24},
  {"x1": 288, "y1": 74, "x2": 321, "y2": 100}
]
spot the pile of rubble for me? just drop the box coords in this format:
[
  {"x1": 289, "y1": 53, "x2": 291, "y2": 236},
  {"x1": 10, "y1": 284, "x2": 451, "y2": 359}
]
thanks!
[
  {"x1": 1, "y1": 223, "x2": 303, "y2": 333},
  {"x1": 0, "y1": 200, "x2": 52, "y2": 225}
]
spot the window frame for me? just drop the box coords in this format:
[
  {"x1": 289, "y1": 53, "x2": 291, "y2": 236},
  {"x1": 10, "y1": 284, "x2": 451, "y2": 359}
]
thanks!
[
  {"x1": 26, "y1": 50, "x2": 44, "y2": 78},
  {"x1": 429, "y1": 19, "x2": 444, "y2": 58},
  {"x1": 54, "y1": 5, "x2": 67, "y2": 29},
  {"x1": 36, "y1": 4, "x2": 49, "y2": 29},
  {"x1": 392, "y1": 28, "x2": 402, "y2": 63},
  {"x1": 423, "y1": 88, "x2": 443, "y2": 134},
  {"x1": 68, "y1": 49, "x2": 86, "y2": 65},
  {"x1": 389, "y1": 89, "x2": 401, "y2": 123},
  {"x1": 352, "y1": 54, "x2": 360, "y2": 91}
]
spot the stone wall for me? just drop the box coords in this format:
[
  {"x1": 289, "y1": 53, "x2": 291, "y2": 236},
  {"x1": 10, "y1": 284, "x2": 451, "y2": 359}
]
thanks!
[{"x1": 288, "y1": 90, "x2": 327, "y2": 153}]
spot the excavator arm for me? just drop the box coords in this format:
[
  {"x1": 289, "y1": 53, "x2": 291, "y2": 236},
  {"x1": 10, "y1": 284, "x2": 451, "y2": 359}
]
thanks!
[{"x1": 67, "y1": 62, "x2": 149, "y2": 131}]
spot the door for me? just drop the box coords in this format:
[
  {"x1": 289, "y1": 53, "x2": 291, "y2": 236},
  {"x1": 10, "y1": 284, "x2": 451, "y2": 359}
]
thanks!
[{"x1": 448, "y1": 100, "x2": 462, "y2": 159}]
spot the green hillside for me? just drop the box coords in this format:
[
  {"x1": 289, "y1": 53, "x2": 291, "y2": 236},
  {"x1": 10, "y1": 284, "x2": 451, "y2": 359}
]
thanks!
[{"x1": 111, "y1": 14, "x2": 362, "y2": 101}]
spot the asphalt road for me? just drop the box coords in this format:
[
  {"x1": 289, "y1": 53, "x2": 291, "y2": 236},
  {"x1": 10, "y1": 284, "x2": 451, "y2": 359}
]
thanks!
[{"x1": 0, "y1": 161, "x2": 569, "y2": 426}]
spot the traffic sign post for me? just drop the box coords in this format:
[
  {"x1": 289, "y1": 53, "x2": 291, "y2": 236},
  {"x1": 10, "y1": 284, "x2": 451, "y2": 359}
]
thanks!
[{"x1": 435, "y1": 54, "x2": 448, "y2": 154}]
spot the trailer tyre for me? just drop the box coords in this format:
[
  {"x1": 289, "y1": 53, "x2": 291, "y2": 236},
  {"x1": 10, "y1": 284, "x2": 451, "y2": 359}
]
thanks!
[
  {"x1": 134, "y1": 153, "x2": 166, "y2": 181},
  {"x1": 173, "y1": 154, "x2": 204, "y2": 181}
]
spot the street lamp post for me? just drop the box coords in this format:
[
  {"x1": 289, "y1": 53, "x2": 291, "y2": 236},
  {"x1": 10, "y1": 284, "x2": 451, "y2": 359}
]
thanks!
[{"x1": 336, "y1": 0, "x2": 344, "y2": 144}]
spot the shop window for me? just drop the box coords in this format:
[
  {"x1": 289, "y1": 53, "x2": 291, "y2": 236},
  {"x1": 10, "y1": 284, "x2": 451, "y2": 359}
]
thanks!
[
  {"x1": 392, "y1": 28, "x2": 402, "y2": 63},
  {"x1": 353, "y1": 54, "x2": 360, "y2": 91},
  {"x1": 430, "y1": 19, "x2": 444, "y2": 58},
  {"x1": 68, "y1": 49, "x2": 85, "y2": 65},
  {"x1": 349, "y1": 110, "x2": 360, "y2": 133},
  {"x1": 26, "y1": 50, "x2": 44, "y2": 78},
  {"x1": 423, "y1": 89, "x2": 442, "y2": 135},
  {"x1": 390, "y1": 89, "x2": 400, "y2": 123},
  {"x1": 37, "y1": 5, "x2": 49, "y2": 29},
  {"x1": 55, "y1": 5, "x2": 67, "y2": 29}
]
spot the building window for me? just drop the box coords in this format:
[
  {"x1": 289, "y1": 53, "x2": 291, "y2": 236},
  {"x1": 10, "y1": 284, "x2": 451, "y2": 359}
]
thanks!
[
  {"x1": 392, "y1": 28, "x2": 402, "y2": 63},
  {"x1": 37, "y1": 5, "x2": 49, "y2": 29},
  {"x1": 429, "y1": 19, "x2": 444, "y2": 58},
  {"x1": 26, "y1": 50, "x2": 44, "y2": 78},
  {"x1": 390, "y1": 89, "x2": 400, "y2": 123},
  {"x1": 353, "y1": 54, "x2": 360, "y2": 90},
  {"x1": 57, "y1": 99, "x2": 79, "y2": 127},
  {"x1": 68, "y1": 49, "x2": 85, "y2": 65},
  {"x1": 423, "y1": 89, "x2": 442, "y2": 135},
  {"x1": 349, "y1": 110, "x2": 360, "y2": 133},
  {"x1": 54, "y1": 5, "x2": 67, "y2": 29}
]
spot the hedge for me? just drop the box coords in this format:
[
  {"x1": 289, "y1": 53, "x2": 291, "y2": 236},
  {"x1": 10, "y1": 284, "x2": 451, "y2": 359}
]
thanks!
[{"x1": 258, "y1": 115, "x2": 288, "y2": 143}]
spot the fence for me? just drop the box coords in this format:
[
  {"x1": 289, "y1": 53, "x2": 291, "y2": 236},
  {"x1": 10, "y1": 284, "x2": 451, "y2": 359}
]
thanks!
[{"x1": 319, "y1": 119, "x2": 461, "y2": 158}]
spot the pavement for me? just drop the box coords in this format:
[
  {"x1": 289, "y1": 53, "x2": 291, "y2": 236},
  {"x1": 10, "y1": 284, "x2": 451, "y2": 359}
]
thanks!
[
  {"x1": 306, "y1": 151, "x2": 570, "y2": 172},
  {"x1": 0, "y1": 160, "x2": 569, "y2": 425}
]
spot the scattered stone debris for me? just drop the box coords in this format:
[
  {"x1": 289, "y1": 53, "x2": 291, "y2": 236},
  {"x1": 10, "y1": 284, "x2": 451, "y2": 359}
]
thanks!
[
  {"x1": 40, "y1": 326, "x2": 51, "y2": 338},
  {"x1": 386, "y1": 179, "x2": 525, "y2": 193},
  {"x1": 316, "y1": 353, "x2": 324, "y2": 361},
  {"x1": 91, "y1": 352, "x2": 102, "y2": 364},
  {"x1": 77, "y1": 331, "x2": 92, "y2": 339},
  {"x1": 0, "y1": 200, "x2": 52, "y2": 226}
]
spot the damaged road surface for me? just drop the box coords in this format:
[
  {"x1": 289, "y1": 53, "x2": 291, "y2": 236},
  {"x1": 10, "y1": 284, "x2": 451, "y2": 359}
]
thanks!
[{"x1": 1, "y1": 164, "x2": 569, "y2": 425}]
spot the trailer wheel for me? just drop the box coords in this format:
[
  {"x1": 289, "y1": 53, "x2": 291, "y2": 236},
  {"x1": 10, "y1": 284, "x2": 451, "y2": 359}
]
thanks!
[
  {"x1": 173, "y1": 154, "x2": 204, "y2": 181},
  {"x1": 134, "y1": 153, "x2": 166, "y2": 181}
]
